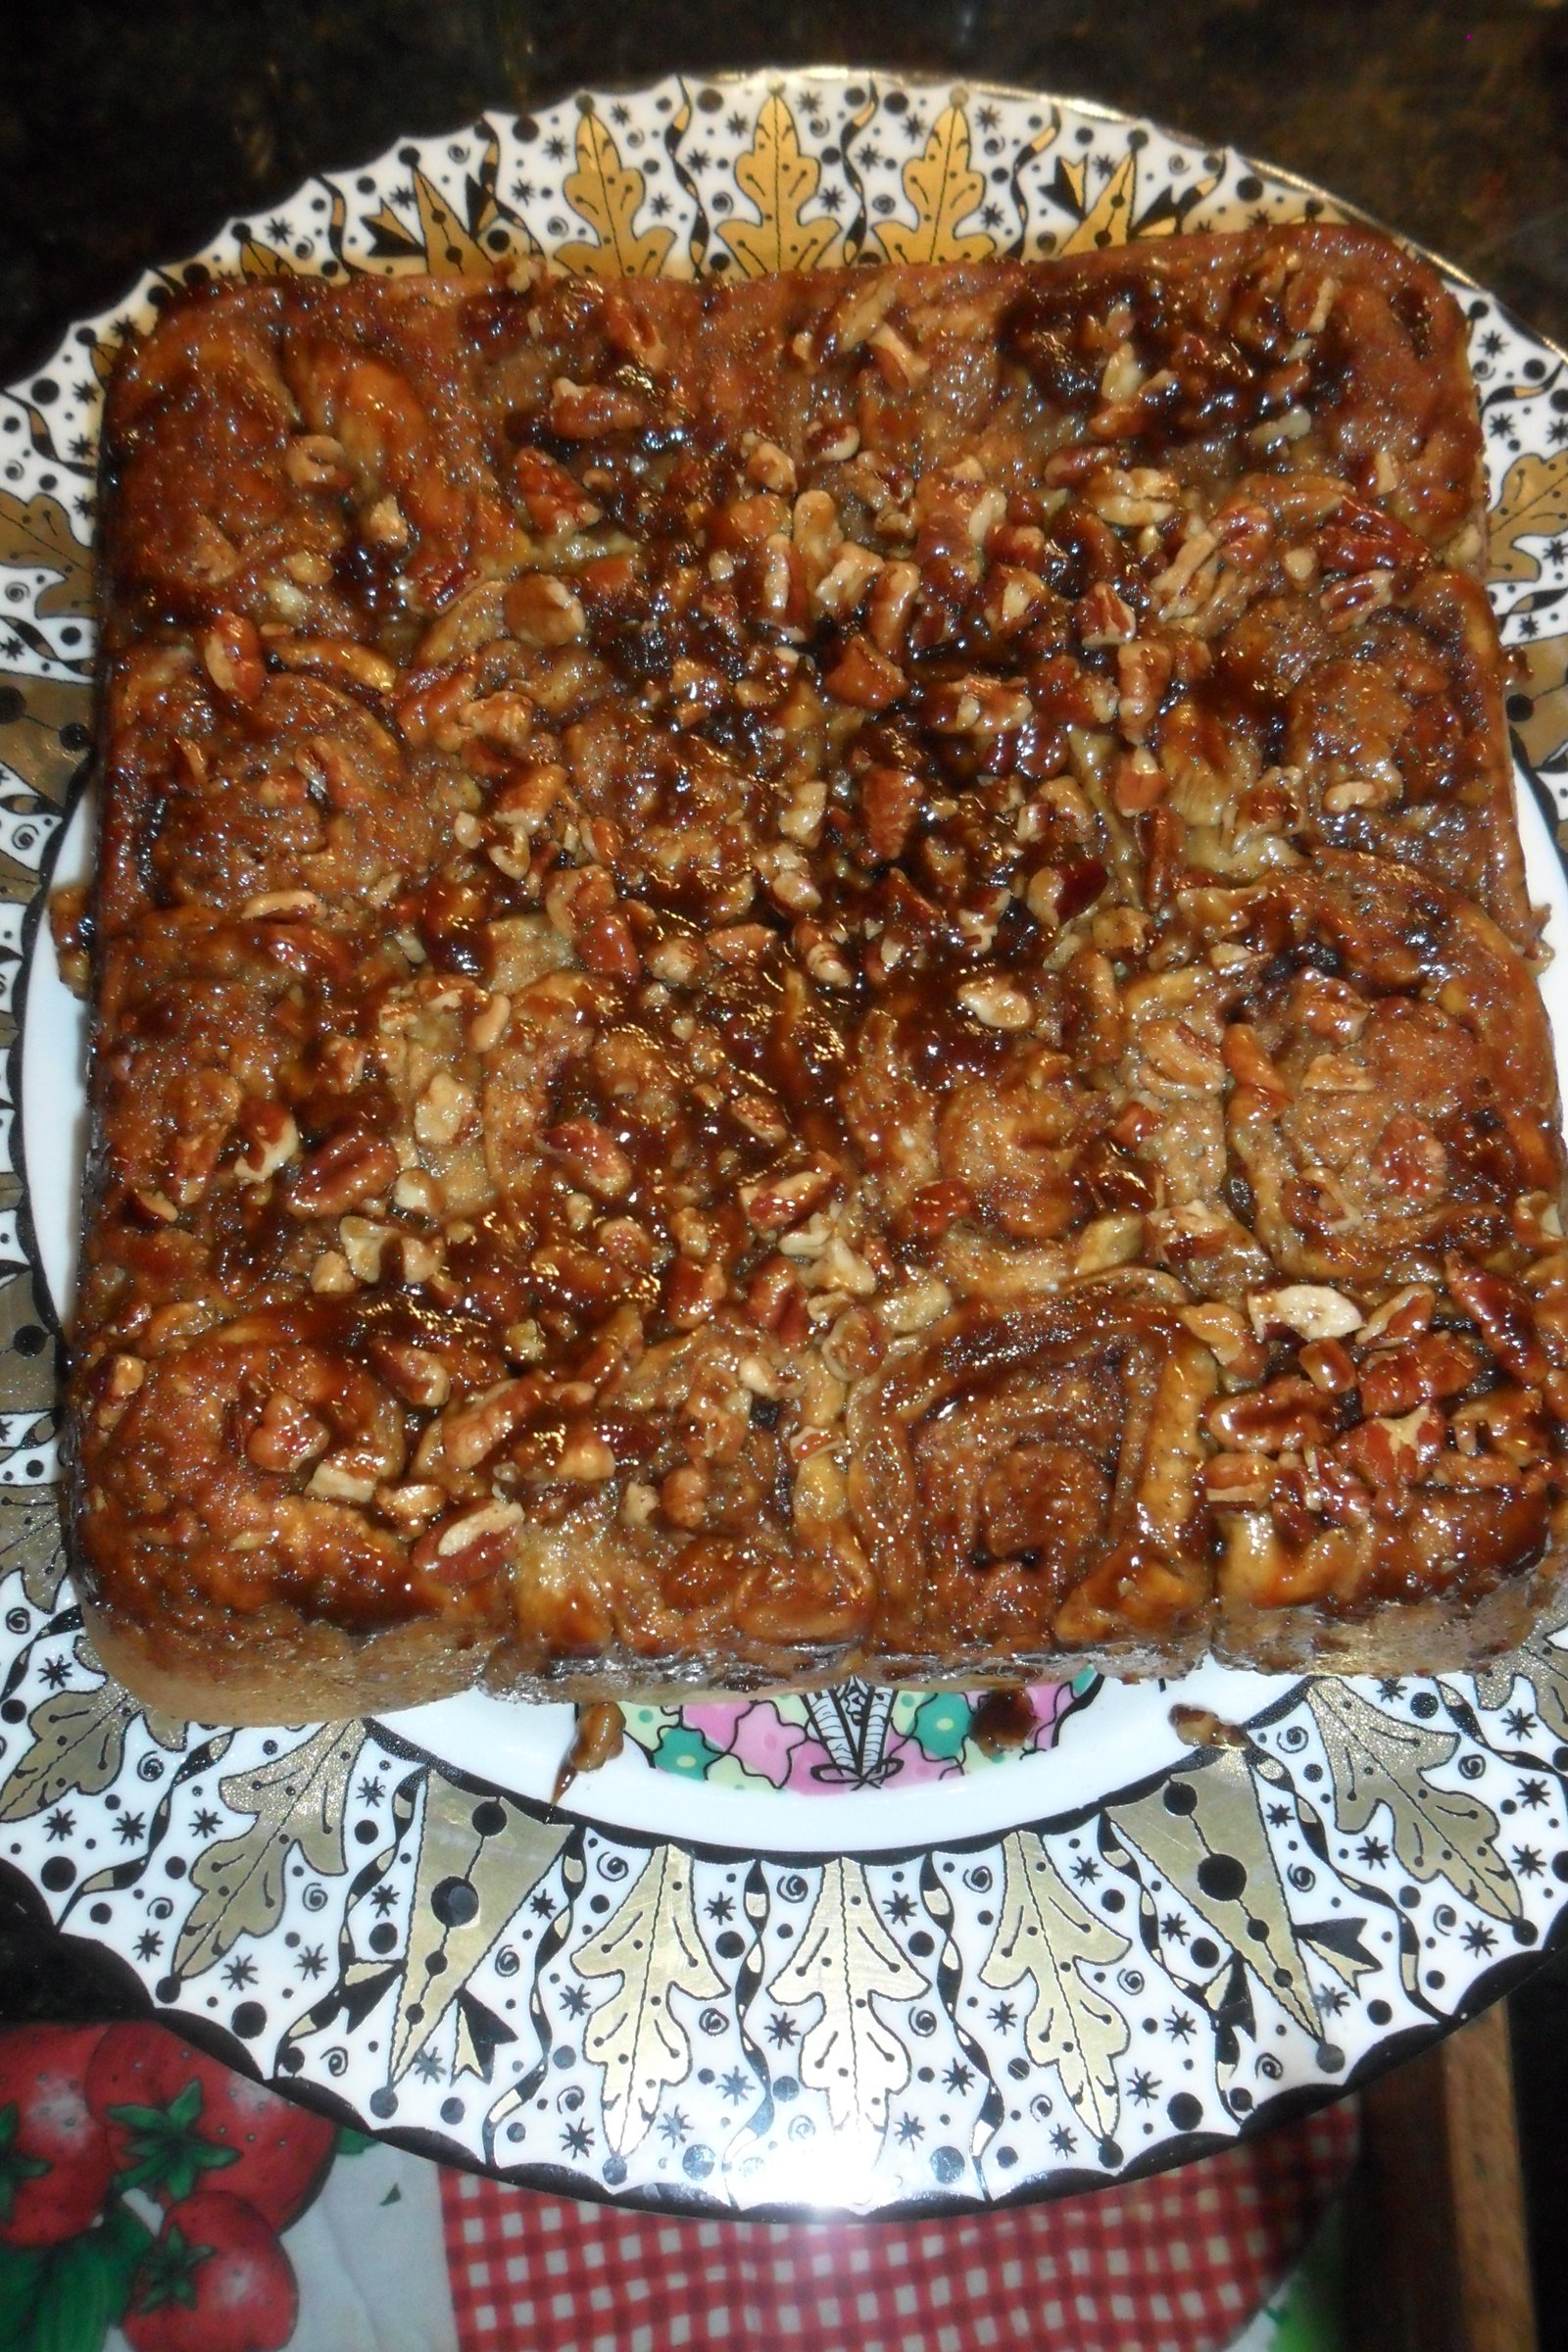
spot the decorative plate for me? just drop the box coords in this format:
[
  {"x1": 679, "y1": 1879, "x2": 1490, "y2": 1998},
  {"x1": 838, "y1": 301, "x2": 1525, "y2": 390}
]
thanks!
[{"x1": 4, "y1": 69, "x2": 1568, "y2": 2218}]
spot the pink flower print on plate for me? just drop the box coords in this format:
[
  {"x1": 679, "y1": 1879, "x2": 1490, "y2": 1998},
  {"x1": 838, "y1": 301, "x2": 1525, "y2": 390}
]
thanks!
[{"x1": 683, "y1": 1698, "x2": 809, "y2": 1788}]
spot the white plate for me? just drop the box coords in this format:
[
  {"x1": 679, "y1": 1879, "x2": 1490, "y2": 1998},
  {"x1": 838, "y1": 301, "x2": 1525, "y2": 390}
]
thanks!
[{"x1": 5, "y1": 71, "x2": 1568, "y2": 2214}]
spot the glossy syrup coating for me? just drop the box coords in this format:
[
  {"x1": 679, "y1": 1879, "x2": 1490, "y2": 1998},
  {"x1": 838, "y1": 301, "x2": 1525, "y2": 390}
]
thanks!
[{"x1": 71, "y1": 226, "x2": 1568, "y2": 1717}]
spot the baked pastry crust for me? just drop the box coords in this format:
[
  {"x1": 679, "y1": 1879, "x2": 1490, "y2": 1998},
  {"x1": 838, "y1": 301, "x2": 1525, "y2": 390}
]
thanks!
[{"x1": 72, "y1": 226, "x2": 1568, "y2": 1722}]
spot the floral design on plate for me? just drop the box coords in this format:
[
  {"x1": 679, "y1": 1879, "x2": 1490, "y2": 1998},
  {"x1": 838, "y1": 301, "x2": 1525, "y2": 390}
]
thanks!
[
  {"x1": 1, "y1": 71, "x2": 1568, "y2": 2215},
  {"x1": 621, "y1": 1673, "x2": 1099, "y2": 1792}
]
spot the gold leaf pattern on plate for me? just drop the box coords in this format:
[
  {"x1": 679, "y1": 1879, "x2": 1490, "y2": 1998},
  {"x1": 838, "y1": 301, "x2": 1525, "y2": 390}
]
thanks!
[
  {"x1": 1130, "y1": 158, "x2": 1226, "y2": 240},
  {"x1": 1307, "y1": 1682, "x2": 1518, "y2": 1921},
  {"x1": 872, "y1": 105, "x2": 993, "y2": 267},
  {"x1": 0, "y1": 1494, "x2": 69, "y2": 1613},
  {"x1": 1056, "y1": 152, "x2": 1139, "y2": 255},
  {"x1": 0, "y1": 673, "x2": 93, "y2": 806},
  {"x1": 239, "y1": 239, "x2": 290, "y2": 280},
  {"x1": 559, "y1": 112, "x2": 676, "y2": 280},
  {"x1": 577, "y1": 1844, "x2": 723, "y2": 2154},
  {"x1": 979, "y1": 1830, "x2": 1130, "y2": 2142},
  {"x1": 0, "y1": 1275, "x2": 65, "y2": 1417},
  {"x1": 468, "y1": 125, "x2": 540, "y2": 266},
  {"x1": 1509, "y1": 629, "x2": 1568, "y2": 772},
  {"x1": 361, "y1": 197, "x2": 424, "y2": 266},
  {"x1": 408, "y1": 167, "x2": 493, "y2": 279},
  {"x1": 1471, "y1": 1624, "x2": 1568, "y2": 1747},
  {"x1": 1112, "y1": 1753, "x2": 1320, "y2": 2036},
  {"x1": 766, "y1": 1857, "x2": 927, "y2": 2139},
  {"x1": 356, "y1": 168, "x2": 495, "y2": 278},
  {"x1": 718, "y1": 95, "x2": 841, "y2": 276},
  {"x1": 175, "y1": 1722, "x2": 360, "y2": 1978},
  {"x1": 0, "y1": 488, "x2": 92, "y2": 619},
  {"x1": 0, "y1": 1641, "x2": 185, "y2": 1822},
  {"x1": 392, "y1": 1781, "x2": 568, "y2": 2079},
  {"x1": 1489, "y1": 449, "x2": 1568, "y2": 583},
  {"x1": 1298, "y1": 1914, "x2": 1380, "y2": 1991}
]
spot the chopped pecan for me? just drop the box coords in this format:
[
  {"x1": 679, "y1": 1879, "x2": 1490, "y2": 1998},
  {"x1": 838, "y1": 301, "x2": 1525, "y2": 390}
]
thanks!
[
  {"x1": 1110, "y1": 749, "x2": 1166, "y2": 813},
  {"x1": 310, "y1": 1249, "x2": 357, "y2": 1297},
  {"x1": 792, "y1": 489, "x2": 843, "y2": 580},
  {"x1": 1086, "y1": 466, "x2": 1180, "y2": 526},
  {"x1": 307, "y1": 1459, "x2": 379, "y2": 1504},
  {"x1": 1203, "y1": 1453, "x2": 1275, "y2": 1508},
  {"x1": 1451, "y1": 1385, "x2": 1551, "y2": 1464},
  {"x1": 369, "y1": 1340, "x2": 452, "y2": 1411},
  {"x1": 230, "y1": 1102, "x2": 300, "y2": 1187},
  {"x1": 956, "y1": 975, "x2": 1034, "y2": 1030},
  {"x1": 284, "y1": 432, "x2": 351, "y2": 490},
  {"x1": 661, "y1": 1461, "x2": 710, "y2": 1529},
  {"x1": 1445, "y1": 1256, "x2": 1550, "y2": 1384},
  {"x1": 1115, "y1": 635, "x2": 1174, "y2": 741},
  {"x1": 415, "y1": 1072, "x2": 477, "y2": 1149},
  {"x1": 559, "y1": 1426, "x2": 616, "y2": 1482},
  {"x1": 549, "y1": 376, "x2": 647, "y2": 438},
  {"x1": 865, "y1": 560, "x2": 921, "y2": 658},
  {"x1": 505, "y1": 573, "x2": 588, "y2": 647},
  {"x1": 806, "y1": 417, "x2": 860, "y2": 464},
  {"x1": 1357, "y1": 1330, "x2": 1484, "y2": 1417},
  {"x1": 1076, "y1": 584, "x2": 1138, "y2": 648},
  {"x1": 982, "y1": 565, "x2": 1049, "y2": 637},
  {"x1": 867, "y1": 320, "x2": 929, "y2": 386},
  {"x1": 1207, "y1": 1376, "x2": 1330, "y2": 1454},
  {"x1": 859, "y1": 764, "x2": 924, "y2": 862},
  {"x1": 1298, "y1": 1051, "x2": 1374, "y2": 1094},
  {"x1": 1290, "y1": 972, "x2": 1371, "y2": 1043},
  {"x1": 513, "y1": 448, "x2": 603, "y2": 534},
  {"x1": 793, "y1": 920, "x2": 855, "y2": 988},
  {"x1": 202, "y1": 612, "x2": 264, "y2": 704},
  {"x1": 1222, "y1": 1023, "x2": 1289, "y2": 1103},
  {"x1": 1141, "y1": 1019, "x2": 1224, "y2": 1091},
  {"x1": 1321, "y1": 569, "x2": 1396, "y2": 630},
  {"x1": 246, "y1": 1392, "x2": 333, "y2": 1474},
  {"x1": 1359, "y1": 1285, "x2": 1437, "y2": 1344},
  {"x1": 744, "y1": 435, "x2": 798, "y2": 494},
  {"x1": 1179, "y1": 1302, "x2": 1268, "y2": 1378},
  {"x1": 416, "y1": 1498, "x2": 526, "y2": 1585},
  {"x1": 466, "y1": 992, "x2": 513, "y2": 1054},
  {"x1": 264, "y1": 634, "x2": 398, "y2": 695},
  {"x1": 665, "y1": 1257, "x2": 728, "y2": 1328},
  {"x1": 1247, "y1": 1285, "x2": 1363, "y2": 1344},
  {"x1": 1323, "y1": 771, "x2": 1401, "y2": 814},
  {"x1": 812, "y1": 543, "x2": 884, "y2": 620},
  {"x1": 545, "y1": 1118, "x2": 635, "y2": 1200},
  {"x1": 1298, "y1": 1337, "x2": 1358, "y2": 1394},
  {"x1": 1335, "y1": 1402, "x2": 1446, "y2": 1495},
  {"x1": 288, "y1": 1125, "x2": 400, "y2": 1218},
  {"x1": 436, "y1": 1381, "x2": 535, "y2": 1474},
  {"x1": 743, "y1": 1164, "x2": 834, "y2": 1231}
]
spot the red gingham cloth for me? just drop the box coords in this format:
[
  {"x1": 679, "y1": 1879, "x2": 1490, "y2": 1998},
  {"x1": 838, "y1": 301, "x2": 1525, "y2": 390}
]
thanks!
[{"x1": 440, "y1": 2098, "x2": 1356, "y2": 2352}]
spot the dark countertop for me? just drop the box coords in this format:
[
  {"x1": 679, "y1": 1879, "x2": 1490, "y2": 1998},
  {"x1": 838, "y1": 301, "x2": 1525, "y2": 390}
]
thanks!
[
  {"x1": 4, "y1": 0, "x2": 1568, "y2": 2317},
  {"x1": 2, "y1": 0, "x2": 1568, "y2": 385}
]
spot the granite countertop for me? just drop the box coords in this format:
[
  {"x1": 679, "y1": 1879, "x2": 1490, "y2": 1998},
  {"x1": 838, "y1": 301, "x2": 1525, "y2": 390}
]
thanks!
[{"x1": 2, "y1": 0, "x2": 1567, "y2": 383}]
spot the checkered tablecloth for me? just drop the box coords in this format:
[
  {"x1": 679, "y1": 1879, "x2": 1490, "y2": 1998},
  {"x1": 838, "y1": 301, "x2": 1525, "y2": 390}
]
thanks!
[
  {"x1": 441, "y1": 2101, "x2": 1357, "y2": 2352},
  {"x1": 0, "y1": 2022, "x2": 1354, "y2": 2352}
]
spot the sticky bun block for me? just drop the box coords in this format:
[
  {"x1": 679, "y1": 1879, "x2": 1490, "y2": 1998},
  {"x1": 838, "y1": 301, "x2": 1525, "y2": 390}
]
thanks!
[{"x1": 71, "y1": 223, "x2": 1568, "y2": 1721}]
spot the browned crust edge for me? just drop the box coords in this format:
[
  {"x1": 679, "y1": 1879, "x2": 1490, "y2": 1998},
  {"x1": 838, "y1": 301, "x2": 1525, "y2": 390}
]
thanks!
[{"x1": 86, "y1": 1544, "x2": 1564, "y2": 1730}]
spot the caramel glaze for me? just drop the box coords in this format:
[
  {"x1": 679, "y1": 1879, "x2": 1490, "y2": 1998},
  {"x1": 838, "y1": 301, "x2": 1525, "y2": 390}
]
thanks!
[{"x1": 71, "y1": 225, "x2": 1568, "y2": 1697}]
